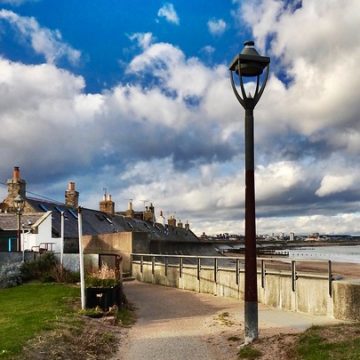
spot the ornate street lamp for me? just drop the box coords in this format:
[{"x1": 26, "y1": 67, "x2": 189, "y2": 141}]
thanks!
[
  {"x1": 14, "y1": 194, "x2": 25, "y2": 252},
  {"x1": 229, "y1": 41, "x2": 270, "y2": 343}
]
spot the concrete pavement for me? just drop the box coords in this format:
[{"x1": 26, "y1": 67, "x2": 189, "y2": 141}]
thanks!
[{"x1": 115, "y1": 281, "x2": 341, "y2": 360}]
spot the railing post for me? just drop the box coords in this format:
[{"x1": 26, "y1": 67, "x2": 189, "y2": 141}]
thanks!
[
  {"x1": 197, "y1": 257, "x2": 201, "y2": 281},
  {"x1": 214, "y1": 258, "x2": 218, "y2": 284},
  {"x1": 261, "y1": 260, "x2": 265, "y2": 289},
  {"x1": 165, "y1": 256, "x2": 168, "y2": 277},
  {"x1": 291, "y1": 260, "x2": 297, "y2": 292},
  {"x1": 236, "y1": 259, "x2": 240, "y2": 285},
  {"x1": 140, "y1": 255, "x2": 143, "y2": 274},
  {"x1": 179, "y1": 257, "x2": 183, "y2": 278},
  {"x1": 328, "y1": 260, "x2": 333, "y2": 297},
  {"x1": 152, "y1": 256, "x2": 155, "y2": 275}
]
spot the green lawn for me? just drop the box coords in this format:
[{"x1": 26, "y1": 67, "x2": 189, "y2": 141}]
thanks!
[
  {"x1": 0, "y1": 283, "x2": 80, "y2": 358},
  {"x1": 296, "y1": 324, "x2": 360, "y2": 360}
]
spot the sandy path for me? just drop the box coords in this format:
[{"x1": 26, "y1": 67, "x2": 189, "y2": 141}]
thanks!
[{"x1": 114, "y1": 281, "x2": 341, "y2": 360}]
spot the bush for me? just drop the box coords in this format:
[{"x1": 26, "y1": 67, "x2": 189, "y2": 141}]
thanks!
[
  {"x1": 0, "y1": 262, "x2": 23, "y2": 288},
  {"x1": 21, "y1": 252, "x2": 58, "y2": 282},
  {"x1": 20, "y1": 252, "x2": 79, "y2": 283}
]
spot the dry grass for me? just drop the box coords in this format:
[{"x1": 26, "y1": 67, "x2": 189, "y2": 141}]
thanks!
[
  {"x1": 17, "y1": 316, "x2": 122, "y2": 360},
  {"x1": 90, "y1": 265, "x2": 117, "y2": 280}
]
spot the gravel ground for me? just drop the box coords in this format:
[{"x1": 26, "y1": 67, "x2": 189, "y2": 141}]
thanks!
[{"x1": 113, "y1": 281, "x2": 341, "y2": 360}]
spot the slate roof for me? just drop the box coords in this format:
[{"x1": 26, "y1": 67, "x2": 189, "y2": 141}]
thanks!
[
  {"x1": 0, "y1": 213, "x2": 46, "y2": 231},
  {"x1": 25, "y1": 197, "x2": 199, "y2": 243}
]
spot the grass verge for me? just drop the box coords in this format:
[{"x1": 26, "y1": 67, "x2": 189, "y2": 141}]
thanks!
[
  {"x1": 0, "y1": 282, "x2": 133, "y2": 359},
  {"x1": 0, "y1": 282, "x2": 80, "y2": 358},
  {"x1": 236, "y1": 323, "x2": 360, "y2": 359},
  {"x1": 295, "y1": 323, "x2": 360, "y2": 360}
]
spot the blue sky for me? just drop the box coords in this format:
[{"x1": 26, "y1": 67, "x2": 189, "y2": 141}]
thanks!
[
  {"x1": 0, "y1": 0, "x2": 241, "y2": 92},
  {"x1": 0, "y1": 0, "x2": 359, "y2": 236}
]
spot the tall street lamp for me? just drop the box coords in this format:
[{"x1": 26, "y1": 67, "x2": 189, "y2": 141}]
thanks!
[
  {"x1": 229, "y1": 41, "x2": 270, "y2": 343},
  {"x1": 14, "y1": 194, "x2": 25, "y2": 252}
]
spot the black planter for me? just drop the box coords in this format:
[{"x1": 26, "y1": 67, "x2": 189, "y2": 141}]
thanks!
[{"x1": 85, "y1": 285, "x2": 122, "y2": 310}]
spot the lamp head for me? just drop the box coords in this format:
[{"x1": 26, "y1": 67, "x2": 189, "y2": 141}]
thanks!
[
  {"x1": 229, "y1": 41, "x2": 270, "y2": 77},
  {"x1": 14, "y1": 194, "x2": 25, "y2": 211}
]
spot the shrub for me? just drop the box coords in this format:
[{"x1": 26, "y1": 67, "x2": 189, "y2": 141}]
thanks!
[
  {"x1": 0, "y1": 262, "x2": 23, "y2": 288},
  {"x1": 21, "y1": 252, "x2": 58, "y2": 282},
  {"x1": 20, "y1": 252, "x2": 79, "y2": 283}
]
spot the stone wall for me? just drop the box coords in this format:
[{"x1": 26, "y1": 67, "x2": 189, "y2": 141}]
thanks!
[{"x1": 82, "y1": 232, "x2": 149, "y2": 273}]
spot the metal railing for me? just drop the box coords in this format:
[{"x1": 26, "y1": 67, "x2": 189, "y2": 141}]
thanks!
[{"x1": 131, "y1": 253, "x2": 335, "y2": 297}]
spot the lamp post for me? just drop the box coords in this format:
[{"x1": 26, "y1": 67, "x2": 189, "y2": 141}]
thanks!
[
  {"x1": 229, "y1": 41, "x2": 270, "y2": 343},
  {"x1": 14, "y1": 194, "x2": 25, "y2": 252}
]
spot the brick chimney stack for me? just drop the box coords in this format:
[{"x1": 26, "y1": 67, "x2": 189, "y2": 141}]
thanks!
[
  {"x1": 125, "y1": 200, "x2": 135, "y2": 218},
  {"x1": 65, "y1": 181, "x2": 79, "y2": 208},
  {"x1": 185, "y1": 221, "x2": 190, "y2": 231},
  {"x1": 168, "y1": 215, "x2": 176, "y2": 228},
  {"x1": 3, "y1": 166, "x2": 27, "y2": 211},
  {"x1": 99, "y1": 192, "x2": 115, "y2": 215}
]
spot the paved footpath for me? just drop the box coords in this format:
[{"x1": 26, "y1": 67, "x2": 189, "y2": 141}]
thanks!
[{"x1": 115, "y1": 281, "x2": 340, "y2": 360}]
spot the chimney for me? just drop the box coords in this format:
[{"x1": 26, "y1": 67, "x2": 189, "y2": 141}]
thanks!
[
  {"x1": 168, "y1": 215, "x2": 176, "y2": 228},
  {"x1": 143, "y1": 202, "x2": 155, "y2": 223},
  {"x1": 65, "y1": 181, "x2": 79, "y2": 208},
  {"x1": 185, "y1": 221, "x2": 190, "y2": 231},
  {"x1": 4, "y1": 166, "x2": 27, "y2": 212},
  {"x1": 125, "y1": 200, "x2": 135, "y2": 218},
  {"x1": 177, "y1": 219, "x2": 183, "y2": 228},
  {"x1": 99, "y1": 192, "x2": 115, "y2": 215}
]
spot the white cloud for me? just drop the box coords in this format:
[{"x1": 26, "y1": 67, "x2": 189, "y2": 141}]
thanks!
[
  {"x1": 234, "y1": 0, "x2": 360, "y2": 146},
  {"x1": 1, "y1": 4, "x2": 360, "y2": 237},
  {"x1": 316, "y1": 174, "x2": 355, "y2": 197},
  {"x1": 0, "y1": 10, "x2": 81, "y2": 65},
  {"x1": 207, "y1": 18, "x2": 227, "y2": 36},
  {"x1": 257, "y1": 213, "x2": 360, "y2": 236},
  {"x1": 157, "y1": 3, "x2": 179, "y2": 25},
  {"x1": 128, "y1": 32, "x2": 154, "y2": 50}
]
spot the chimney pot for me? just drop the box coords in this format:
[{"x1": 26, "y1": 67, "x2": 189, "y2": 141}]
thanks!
[
  {"x1": 13, "y1": 166, "x2": 20, "y2": 180},
  {"x1": 68, "y1": 181, "x2": 75, "y2": 191}
]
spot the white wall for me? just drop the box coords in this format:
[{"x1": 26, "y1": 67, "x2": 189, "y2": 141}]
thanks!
[{"x1": 22, "y1": 214, "x2": 61, "y2": 253}]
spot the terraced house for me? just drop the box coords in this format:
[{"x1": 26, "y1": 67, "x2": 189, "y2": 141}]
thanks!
[{"x1": 0, "y1": 167, "x2": 204, "y2": 270}]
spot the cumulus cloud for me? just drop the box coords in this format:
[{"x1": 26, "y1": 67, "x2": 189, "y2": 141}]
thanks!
[
  {"x1": 207, "y1": 18, "x2": 227, "y2": 36},
  {"x1": 157, "y1": 3, "x2": 179, "y2": 25},
  {"x1": 0, "y1": 40, "x2": 240, "y2": 190},
  {"x1": 0, "y1": 10, "x2": 81, "y2": 65},
  {"x1": 1, "y1": 1, "x2": 360, "y2": 235},
  {"x1": 316, "y1": 174, "x2": 355, "y2": 197},
  {"x1": 236, "y1": 0, "x2": 360, "y2": 139}
]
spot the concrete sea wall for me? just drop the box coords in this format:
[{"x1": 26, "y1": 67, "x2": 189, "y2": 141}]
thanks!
[{"x1": 131, "y1": 259, "x2": 360, "y2": 321}]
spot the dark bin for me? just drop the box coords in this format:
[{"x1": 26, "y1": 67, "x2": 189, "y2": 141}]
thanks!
[{"x1": 85, "y1": 285, "x2": 121, "y2": 310}]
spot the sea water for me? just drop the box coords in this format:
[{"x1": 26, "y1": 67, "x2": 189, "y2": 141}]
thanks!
[{"x1": 286, "y1": 245, "x2": 360, "y2": 264}]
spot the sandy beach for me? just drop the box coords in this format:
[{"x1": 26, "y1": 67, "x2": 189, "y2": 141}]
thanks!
[
  {"x1": 225, "y1": 252, "x2": 360, "y2": 280},
  {"x1": 263, "y1": 259, "x2": 360, "y2": 279}
]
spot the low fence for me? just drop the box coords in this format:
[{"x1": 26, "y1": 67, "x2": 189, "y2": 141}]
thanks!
[{"x1": 131, "y1": 253, "x2": 360, "y2": 321}]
